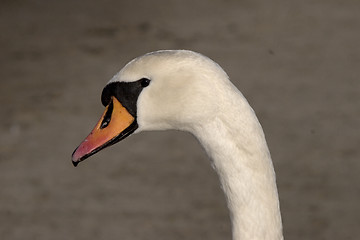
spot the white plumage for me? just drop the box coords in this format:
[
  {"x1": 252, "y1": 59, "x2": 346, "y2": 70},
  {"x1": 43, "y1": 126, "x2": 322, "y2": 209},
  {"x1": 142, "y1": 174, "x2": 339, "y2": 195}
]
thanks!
[{"x1": 107, "y1": 50, "x2": 284, "y2": 240}]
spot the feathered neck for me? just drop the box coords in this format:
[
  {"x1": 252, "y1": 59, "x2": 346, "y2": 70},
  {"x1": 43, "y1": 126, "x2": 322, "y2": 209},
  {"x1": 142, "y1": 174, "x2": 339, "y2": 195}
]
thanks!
[{"x1": 191, "y1": 88, "x2": 283, "y2": 240}]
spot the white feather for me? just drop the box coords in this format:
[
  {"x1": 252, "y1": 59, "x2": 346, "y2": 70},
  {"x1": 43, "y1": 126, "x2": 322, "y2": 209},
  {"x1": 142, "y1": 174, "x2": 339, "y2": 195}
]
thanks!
[{"x1": 110, "y1": 50, "x2": 283, "y2": 240}]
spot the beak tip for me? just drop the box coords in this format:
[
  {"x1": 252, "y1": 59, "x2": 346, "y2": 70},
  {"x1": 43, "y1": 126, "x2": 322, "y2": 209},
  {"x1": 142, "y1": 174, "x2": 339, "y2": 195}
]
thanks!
[
  {"x1": 72, "y1": 158, "x2": 79, "y2": 167},
  {"x1": 72, "y1": 147, "x2": 81, "y2": 167}
]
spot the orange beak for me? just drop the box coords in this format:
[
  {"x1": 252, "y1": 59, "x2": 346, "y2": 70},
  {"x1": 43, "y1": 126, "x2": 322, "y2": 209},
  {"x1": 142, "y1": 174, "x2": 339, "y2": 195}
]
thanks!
[{"x1": 72, "y1": 97, "x2": 137, "y2": 166}]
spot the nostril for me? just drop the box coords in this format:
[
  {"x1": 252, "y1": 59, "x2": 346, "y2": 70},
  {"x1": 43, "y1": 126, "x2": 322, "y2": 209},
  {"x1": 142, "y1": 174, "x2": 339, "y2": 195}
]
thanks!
[
  {"x1": 100, "y1": 100, "x2": 114, "y2": 129},
  {"x1": 100, "y1": 118, "x2": 110, "y2": 129}
]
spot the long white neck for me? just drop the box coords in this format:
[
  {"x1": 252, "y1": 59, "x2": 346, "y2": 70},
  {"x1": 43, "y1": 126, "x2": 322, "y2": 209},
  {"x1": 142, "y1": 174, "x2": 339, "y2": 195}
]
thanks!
[{"x1": 191, "y1": 88, "x2": 283, "y2": 240}]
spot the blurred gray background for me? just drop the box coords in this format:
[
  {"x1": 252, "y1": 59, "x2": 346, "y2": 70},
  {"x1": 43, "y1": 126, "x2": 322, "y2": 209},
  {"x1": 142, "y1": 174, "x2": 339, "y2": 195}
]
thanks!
[{"x1": 0, "y1": 0, "x2": 359, "y2": 239}]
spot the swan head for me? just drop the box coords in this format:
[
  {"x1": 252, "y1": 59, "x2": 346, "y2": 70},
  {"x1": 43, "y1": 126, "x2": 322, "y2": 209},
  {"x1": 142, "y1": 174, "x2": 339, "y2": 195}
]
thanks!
[{"x1": 72, "y1": 50, "x2": 231, "y2": 166}]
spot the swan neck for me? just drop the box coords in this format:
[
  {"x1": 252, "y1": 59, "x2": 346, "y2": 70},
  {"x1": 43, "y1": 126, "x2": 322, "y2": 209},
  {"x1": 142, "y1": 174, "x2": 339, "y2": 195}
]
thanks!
[{"x1": 193, "y1": 109, "x2": 283, "y2": 240}]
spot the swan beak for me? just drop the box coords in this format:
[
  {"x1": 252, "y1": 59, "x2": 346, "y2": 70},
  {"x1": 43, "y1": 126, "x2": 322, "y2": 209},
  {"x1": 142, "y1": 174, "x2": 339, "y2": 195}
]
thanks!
[{"x1": 72, "y1": 97, "x2": 138, "y2": 166}]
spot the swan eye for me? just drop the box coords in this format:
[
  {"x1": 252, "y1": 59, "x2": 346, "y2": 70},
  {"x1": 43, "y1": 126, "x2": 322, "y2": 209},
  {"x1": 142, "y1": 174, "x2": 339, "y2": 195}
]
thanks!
[{"x1": 140, "y1": 78, "x2": 151, "y2": 88}]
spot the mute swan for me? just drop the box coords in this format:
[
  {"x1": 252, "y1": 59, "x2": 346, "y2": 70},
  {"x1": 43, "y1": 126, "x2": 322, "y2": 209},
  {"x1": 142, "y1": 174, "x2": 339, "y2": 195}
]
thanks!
[{"x1": 72, "y1": 50, "x2": 283, "y2": 240}]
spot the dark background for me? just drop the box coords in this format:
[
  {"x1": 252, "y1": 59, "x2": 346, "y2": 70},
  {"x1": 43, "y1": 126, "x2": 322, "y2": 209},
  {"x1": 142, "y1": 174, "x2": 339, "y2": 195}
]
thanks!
[{"x1": 0, "y1": 0, "x2": 359, "y2": 239}]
